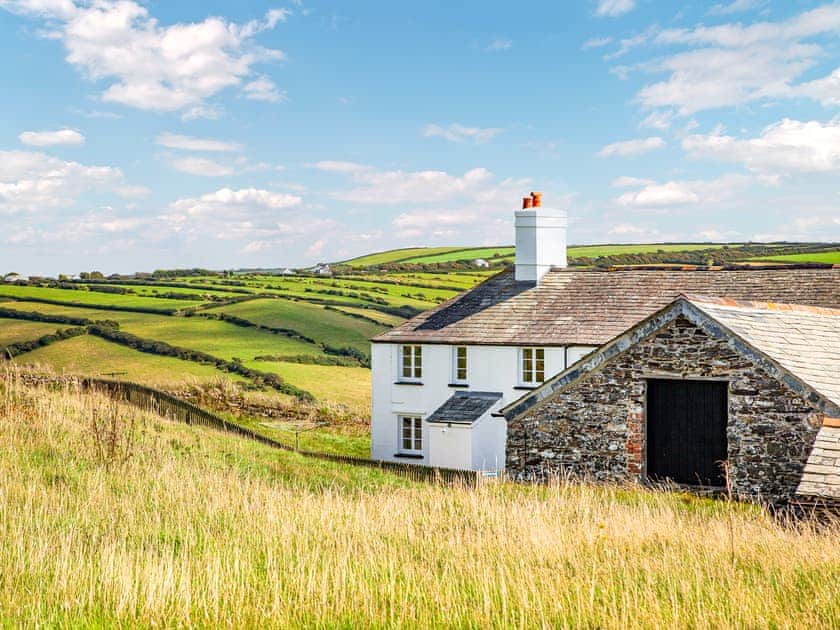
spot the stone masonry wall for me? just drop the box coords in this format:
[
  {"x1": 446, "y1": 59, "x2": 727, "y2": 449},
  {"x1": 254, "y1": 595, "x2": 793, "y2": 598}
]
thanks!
[{"x1": 506, "y1": 315, "x2": 824, "y2": 504}]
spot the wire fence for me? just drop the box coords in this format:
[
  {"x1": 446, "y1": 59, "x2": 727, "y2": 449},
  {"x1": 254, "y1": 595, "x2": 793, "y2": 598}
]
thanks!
[{"x1": 73, "y1": 377, "x2": 480, "y2": 486}]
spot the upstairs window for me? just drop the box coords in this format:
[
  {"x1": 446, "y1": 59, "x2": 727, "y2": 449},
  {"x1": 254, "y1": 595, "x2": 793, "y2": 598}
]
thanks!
[
  {"x1": 400, "y1": 415, "x2": 423, "y2": 454},
  {"x1": 521, "y1": 347, "x2": 545, "y2": 385},
  {"x1": 452, "y1": 346, "x2": 468, "y2": 384},
  {"x1": 400, "y1": 345, "x2": 423, "y2": 381}
]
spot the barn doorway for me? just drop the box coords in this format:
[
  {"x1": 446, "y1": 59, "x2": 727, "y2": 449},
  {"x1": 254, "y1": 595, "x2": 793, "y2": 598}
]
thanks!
[{"x1": 646, "y1": 379, "x2": 728, "y2": 487}]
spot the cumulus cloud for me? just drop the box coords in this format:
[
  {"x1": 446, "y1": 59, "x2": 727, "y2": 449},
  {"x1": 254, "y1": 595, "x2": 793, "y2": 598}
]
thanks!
[
  {"x1": 583, "y1": 36, "x2": 613, "y2": 49},
  {"x1": 614, "y1": 174, "x2": 752, "y2": 209},
  {"x1": 595, "y1": 0, "x2": 635, "y2": 17},
  {"x1": 610, "y1": 176, "x2": 655, "y2": 188},
  {"x1": 156, "y1": 133, "x2": 241, "y2": 152},
  {"x1": 18, "y1": 128, "x2": 84, "y2": 146},
  {"x1": 683, "y1": 118, "x2": 840, "y2": 174},
  {"x1": 243, "y1": 75, "x2": 287, "y2": 103},
  {"x1": 169, "y1": 188, "x2": 302, "y2": 217},
  {"x1": 1, "y1": 1, "x2": 288, "y2": 115},
  {"x1": 309, "y1": 160, "x2": 371, "y2": 173},
  {"x1": 707, "y1": 0, "x2": 763, "y2": 15},
  {"x1": 627, "y1": 5, "x2": 840, "y2": 115},
  {"x1": 424, "y1": 123, "x2": 504, "y2": 144},
  {"x1": 598, "y1": 136, "x2": 665, "y2": 157},
  {"x1": 0, "y1": 150, "x2": 122, "y2": 213}
]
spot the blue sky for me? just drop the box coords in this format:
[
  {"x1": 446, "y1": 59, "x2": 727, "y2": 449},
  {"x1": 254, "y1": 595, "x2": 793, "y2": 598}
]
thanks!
[{"x1": 1, "y1": 0, "x2": 838, "y2": 275}]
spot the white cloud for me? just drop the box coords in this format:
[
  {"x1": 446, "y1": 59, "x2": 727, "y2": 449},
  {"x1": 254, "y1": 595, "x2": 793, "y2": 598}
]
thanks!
[
  {"x1": 598, "y1": 136, "x2": 665, "y2": 157},
  {"x1": 306, "y1": 238, "x2": 327, "y2": 257},
  {"x1": 243, "y1": 76, "x2": 287, "y2": 103},
  {"x1": 334, "y1": 167, "x2": 494, "y2": 204},
  {"x1": 610, "y1": 176, "x2": 655, "y2": 188},
  {"x1": 639, "y1": 110, "x2": 673, "y2": 130},
  {"x1": 614, "y1": 174, "x2": 752, "y2": 209},
  {"x1": 630, "y1": 5, "x2": 840, "y2": 115},
  {"x1": 170, "y1": 156, "x2": 235, "y2": 177},
  {"x1": 0, "y1": 150, "x2": 122, "y2": 213},
  {"x1": 595, "y1": 0, "x2": 635, "y2": 18},
  {"x1": 156, "y1": 132, "x2": 241, "y2": 152},
  {"x1": 18, "y1": 128, "x2": 84, "y2": 146},
  {"x1": 683, "y1": 118, "x2": 840, "y2": 174},
  {"x1": 485, "y1": 39, "x2": 512, "y2": 52},
  {"x1": 117, "y1": 184, "x2": 151, "y2": 198},
  {"x1": 309, "y1": 160, "x2": 371, "y2": 173},
  {"x1": 708, "y1": 0, "x2": 763, "y2": 15},
  {"x1": 583, "y1": 36, "x2": 613, "y2": 49},
  {"x1": 424, "y1": 123, "x2": 504, "y2": 144},
  {"x1": 1, "y1": 1, "x2": 287, "y2": 114},
  {"x1": 169, "y1": 188, "x2": 302, "y2": 217}
]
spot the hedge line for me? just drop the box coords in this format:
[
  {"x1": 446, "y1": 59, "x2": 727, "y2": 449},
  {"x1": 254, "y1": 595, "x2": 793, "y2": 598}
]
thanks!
[
  {"x1": 254, "y1": 354, "x2": 361, "y2": 367},
  {"x1": 0, "y1": 327, "x2": 87, "y2": 358},
  {"x1": 0, "y1": 294, "x2": 180, "y2": 315},
  {"x1": 0, "y1": 306, "x2": 102, "y2": 327},
  {"x1": 87, "y1": 324, "x2": 314, "y2": 401}
]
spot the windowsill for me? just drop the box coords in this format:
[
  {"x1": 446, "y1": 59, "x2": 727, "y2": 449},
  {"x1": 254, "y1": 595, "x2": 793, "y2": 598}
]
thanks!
[
  {"x1": 514, "y1": 385, "x2": 539, "y2": 390},
  {"x1": 394, "y1": 453, "x2": 424, "y2": 459},
  {"x1": 394, "y1": 380, "x2": 423, "y2": 386},
  {"x1": 448, "y1": 383, "x2": 469, "y2": 388}
]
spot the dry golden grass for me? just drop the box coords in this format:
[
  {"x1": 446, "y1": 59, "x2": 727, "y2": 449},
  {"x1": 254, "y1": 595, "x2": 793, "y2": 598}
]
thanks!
[{"x1": 1, "y1": 372, "x2": 839, "y2": 628}]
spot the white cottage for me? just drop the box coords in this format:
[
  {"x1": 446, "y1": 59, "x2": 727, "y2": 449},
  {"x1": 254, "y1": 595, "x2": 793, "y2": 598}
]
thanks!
[
  {"x1": 370, "y1": 193, "x2": 597, "y2": 471},
  {"x1": 370, "y1": 193, "x2": 840, "y2": 473}
]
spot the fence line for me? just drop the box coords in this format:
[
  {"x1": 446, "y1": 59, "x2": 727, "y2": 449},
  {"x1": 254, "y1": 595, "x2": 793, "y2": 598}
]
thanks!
[{"x1": 58, "y1": 376, "x2": 479, "y2": 486}]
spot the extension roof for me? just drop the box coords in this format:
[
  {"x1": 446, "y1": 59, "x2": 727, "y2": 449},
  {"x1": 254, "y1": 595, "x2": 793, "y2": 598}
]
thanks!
[
  {"x1": 425, "y1": 391, "x2": 503, "y2": 425},
  {"x1": 372, "y1": 267, "x2": 840, "y2": 347},
  {"x1": 501, "y1": 295, "x2": 840, "y2": 421}
]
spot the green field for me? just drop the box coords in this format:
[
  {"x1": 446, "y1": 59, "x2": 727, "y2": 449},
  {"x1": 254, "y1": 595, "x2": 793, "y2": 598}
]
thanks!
[
  {"x1": 204, "y1": 298, "x2": 386, "y2": 356},
  {"x1": 19, "y1": 335, "x2": 252, "y2": 389},
  {"x1": 341, "y1": 247, "x2": 466, "y2": 267},
  {"x1": 401, "y1": 246, "x2": 515, "y2": 264},
  {"x1": 0, "y1": 284, "x2": 204, "y2": 311},
  {"x1": 750, "y1": 251, "x2": 840, "y2": 264},
  {"x1": 0, "y1": 319, "x2": 73, "y2": 346},
  {"x1": 332, "y1": 306, "x2": 406, "y2": 327}
]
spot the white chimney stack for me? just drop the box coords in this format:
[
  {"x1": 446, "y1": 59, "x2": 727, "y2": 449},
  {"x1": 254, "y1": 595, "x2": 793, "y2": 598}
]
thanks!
[{"x1": 514, "y1": 192, "x2": 567, "y2": 283}]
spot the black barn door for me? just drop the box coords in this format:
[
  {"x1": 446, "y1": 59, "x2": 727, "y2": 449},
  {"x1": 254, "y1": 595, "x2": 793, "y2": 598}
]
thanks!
[{"x1": 646, "y1": 379, "x2": 728, "y2": 487}]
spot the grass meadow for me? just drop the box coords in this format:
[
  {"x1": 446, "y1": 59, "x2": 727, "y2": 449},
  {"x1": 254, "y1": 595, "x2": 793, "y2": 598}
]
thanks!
[
  {"x1": 1, "y1": 376, "x2": 839, "y2": 628},
  {"x1": 751, "y1": 251, "x2": 840, "y2": 264},
  {"x1": 0, "y1": 318, "x2": 73, "y2": 346}
]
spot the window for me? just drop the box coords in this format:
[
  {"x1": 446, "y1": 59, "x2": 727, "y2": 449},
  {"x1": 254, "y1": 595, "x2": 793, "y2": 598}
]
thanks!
[
  {"x1": 452, "y1": 346, "x2": 468, "y2": 383},
  {"x1": 521, "y1": 347, "x2": 545, "y2": 385},
  {"x1": 400, "y1": 345, "x2": 422, "y2": 381},
  {"x1": 400, "y1": 416, "x2": 423, "y2": 454}
]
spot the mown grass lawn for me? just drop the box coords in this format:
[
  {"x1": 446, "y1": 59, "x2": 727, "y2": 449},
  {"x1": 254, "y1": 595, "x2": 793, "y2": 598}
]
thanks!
[
  {"x1": 749, "y1": 251, "x2": 840, "y2": 264},
  {"x1": 3, "y1": 378, "x2": 839, "y2": 628}
]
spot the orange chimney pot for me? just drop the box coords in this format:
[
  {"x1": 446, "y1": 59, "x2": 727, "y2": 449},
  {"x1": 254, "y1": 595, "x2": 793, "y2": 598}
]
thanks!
[
  {"x1": 531, "y1": 191, "x2": 543, "y2": 207},
  {"x1": 522, "y1": 196, "x2": 533, "y2": 209}
]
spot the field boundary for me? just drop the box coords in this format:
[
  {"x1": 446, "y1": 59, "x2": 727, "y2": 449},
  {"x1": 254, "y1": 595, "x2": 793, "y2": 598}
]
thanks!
[{"x1": 8, "y1": 373, "x2": 478, "y2": 485}]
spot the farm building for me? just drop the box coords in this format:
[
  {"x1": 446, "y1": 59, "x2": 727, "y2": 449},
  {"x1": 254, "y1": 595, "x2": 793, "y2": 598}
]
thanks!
[
  {"x1": 370, "y1": 192, "x2": 840, "y2": 504},
  {"x1": 501, "y1": 295, "x2": 840, "y2": 505}
]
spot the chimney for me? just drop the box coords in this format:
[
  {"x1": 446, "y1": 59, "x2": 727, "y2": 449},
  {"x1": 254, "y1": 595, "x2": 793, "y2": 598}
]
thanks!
[{"x1": 514, "y1": 192, "x2": 567, "y2": 283}]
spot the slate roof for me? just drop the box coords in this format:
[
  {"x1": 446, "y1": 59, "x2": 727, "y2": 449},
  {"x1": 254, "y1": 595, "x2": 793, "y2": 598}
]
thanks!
[
  {"x1": 425, "y1": 391, "x2": 503, "y2": 425},
  {"x1": 373, "y1": 267, "x2": 840, "y2": 347},
  {"x1": 690, "y1": 297, "x2": 840, "y2": 408}
]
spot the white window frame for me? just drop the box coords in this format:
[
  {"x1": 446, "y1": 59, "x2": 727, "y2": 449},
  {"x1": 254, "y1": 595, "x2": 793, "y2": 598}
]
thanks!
[
  {"x1": 520, "y1": 347, "x2": 545, "y2": 386},
  {"x1": 399, "y1": 344, "x2": 423, "y2": 382},
  {"x1": 452, "y1": 345, "x2": 468, "y2": 384},
  {"x1": 398, "y1": 415, "x2": 423, "y2": 455}
]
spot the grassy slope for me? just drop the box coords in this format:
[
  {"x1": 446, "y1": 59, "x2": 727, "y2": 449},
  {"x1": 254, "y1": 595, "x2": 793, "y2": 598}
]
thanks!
[
  {"x1": 750, "y1": 251, "x2": 840, "y2": 264},
  {"x1": 332, "y1": 306, "x2": 405, "y2": 327},
  {"x1": 0, "y1": 319, "x2": 74, "y2": 346},
  {"x1": 204, "y1": 298, "x2": 386, "y2": 355},
  {"x1": 17, "y1": 335, "x2": 251, "y2": 389},
  {"x1": 2, "y1": 380, "x2": 839, "y2": 627},
  {"x1": 341, "y1": 246, "x2": 463, "y2": 266},
  {"x1": 0, "y1": 284, "x2": 204, "y2": 310},
  {"x1": 401, "y1": 246, "x2": 515, "y2": 264}
]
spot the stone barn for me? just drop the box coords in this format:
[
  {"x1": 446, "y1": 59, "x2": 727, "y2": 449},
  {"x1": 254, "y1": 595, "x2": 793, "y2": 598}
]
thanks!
[{"x1": 502, "y1": 295, "x2": 840, "y2": 505}]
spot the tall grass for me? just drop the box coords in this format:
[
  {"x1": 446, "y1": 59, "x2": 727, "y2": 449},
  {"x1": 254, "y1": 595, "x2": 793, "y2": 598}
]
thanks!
[{"x1": 1, "y1": 374, "x2": 839, "y2": 628}]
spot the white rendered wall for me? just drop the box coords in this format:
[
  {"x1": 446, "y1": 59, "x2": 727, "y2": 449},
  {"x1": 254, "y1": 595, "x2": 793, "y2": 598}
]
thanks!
[
  {"x1": 371, "y1": 343, "x2": 594, "y2": 470},
  {"x1": 428, "y1": 423, "x2": 472, "y2": 470}
]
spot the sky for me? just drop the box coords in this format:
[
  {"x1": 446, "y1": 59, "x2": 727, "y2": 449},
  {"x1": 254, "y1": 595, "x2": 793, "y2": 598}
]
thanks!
[{"x1": 0, "y1": 0, "x2": 838, "y2": 275}]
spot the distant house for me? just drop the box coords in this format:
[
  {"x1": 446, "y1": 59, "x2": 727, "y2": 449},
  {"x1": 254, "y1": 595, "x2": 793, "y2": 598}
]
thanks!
[
  {"x1": 312, "y1": 264, "x2": 332, "y2": 276},
  {"x1": 473, "y1": 258, "x2": 490, "y2": 268},
  {"x1": 3, "y1": 273, "x2": 25, "y2": 283},
  {"x1": 369, "y1": 191, "x2": 840, "y2": 505},
  {"x1": 280, "y1": 268, "x2": 297, "y2": 276}
]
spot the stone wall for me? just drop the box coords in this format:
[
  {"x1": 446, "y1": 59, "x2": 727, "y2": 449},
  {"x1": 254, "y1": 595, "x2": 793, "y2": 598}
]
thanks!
[{"x1": 506, "y1": 315, "x2": 823, "y2": 504}]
